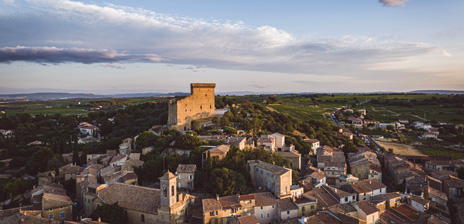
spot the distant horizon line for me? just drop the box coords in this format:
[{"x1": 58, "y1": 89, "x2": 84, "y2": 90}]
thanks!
[{"x1": 1, "y1": 89, "x2": 464, "y2": 96}]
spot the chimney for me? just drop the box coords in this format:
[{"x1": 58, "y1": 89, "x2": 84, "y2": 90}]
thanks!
[{"x1": 216, "y1": 194, "x2": 220, "y2": 201}]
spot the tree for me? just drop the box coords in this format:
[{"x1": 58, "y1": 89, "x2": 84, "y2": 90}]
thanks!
[
  {"x1": 174, "y1": 134, "x2": 201, "y2": 149},
  {"x1": 210, "y1": 168, "x2": 237, "y2": 196},
  {"x1": 32, "y1": 147, "x2": 54, "y2": 172},
  {"x1": 458, "y1": 166, "x2": 464, "y2": 180},
  {"x1": 90, "y1": 203, "x2": 128, "y2": 224},
  {"x1": 135, "y1": 131, "x2": 158, "y2": 150},
  {"x1": 191, "y1": 120, "x2": 201, "y2": 131}
]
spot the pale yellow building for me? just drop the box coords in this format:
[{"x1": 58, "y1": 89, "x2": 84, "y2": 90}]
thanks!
[{"x1": 167, "y1": 83, "x2": 216, "y2": 130}]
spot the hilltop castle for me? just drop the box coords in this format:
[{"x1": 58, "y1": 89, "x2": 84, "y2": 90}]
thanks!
[{"x1": 167, "y1": 83, "x2": 216, "y2": 130}]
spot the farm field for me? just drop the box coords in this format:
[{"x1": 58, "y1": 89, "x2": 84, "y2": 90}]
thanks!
[
  {"x1": 362, "y1": 104, "x2": 464, "y2": 124},
  {"x1": 375, "y1": 140, "x2": 426, "y2": 156},
  {"x1": 268, "y1": 104, "x2": 330, "y2": 123},
  {"x1": 0, "y1": 97, "x2": 164, "y2": 116}
]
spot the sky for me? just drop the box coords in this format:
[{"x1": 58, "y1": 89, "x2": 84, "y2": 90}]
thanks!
[{"x1": 0, "y1": 0, "x2": 463, "y2": 94}]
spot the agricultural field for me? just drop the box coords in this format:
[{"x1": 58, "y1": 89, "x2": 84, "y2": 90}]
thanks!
[
  {"x1": 375, "y1": 140, "x2": 426, "y2": 156},
  {"x1": 268, "y1": 104, "x2": 330, "y2": 123},
  {"x1": 0, "y1": 97, "x2": 164, "y2": 116}
]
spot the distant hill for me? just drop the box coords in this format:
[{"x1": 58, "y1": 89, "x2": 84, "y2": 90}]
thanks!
[
  {"x1": 1, "y1": 90, "x2": 462, "y2": 102},
  {"x1": 0, "y1": 92, "x2": 190, "y2": 102},
  {"x1": 409, "y1": 90, "x2": 464, "y2": 95}
]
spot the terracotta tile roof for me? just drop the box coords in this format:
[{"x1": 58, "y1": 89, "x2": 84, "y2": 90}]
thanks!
[
  {"x1": 310, "y1": 170, "x2": 325, "y2": 180},
  {"x1": 444, "y1": 176, "x2": 464, "y2": 188},
  {"x1": 237, "y1": 215, "x2": 259, "y2": 224},
  {"x1": 431, "y1": 170, "x2": 456, "y2": 179},
  {"x1": 177, "y1": 164, "x2": 197, "y2": 173},
  {"x1": 304, "y1": 188, "x2": 338, "y2": 208},
  {"x1": 354, "y1": 201, "x2": 379, "y2": 215},
  {"x1": 307, "y1": 212, "x2": 341, "y2": 224},
  {"x1": 380, "y1": 210, "x2": 407, "y2": 224},
  {"x1": 257, "y1": 136, "x2": 275, "y2": 143},
  {"x1": 205, "y1": 144, "x2": 231, "y2": 154},
  {"x1": 276, "y1": 198, "x2": 298, "y2": 211},
  {"x1": 328, "y1": 204, "x2": 357, "y2": 214},
  {"x1": 239, "y1": 194, "x2": 255, "y2": 201},
  {"x1": 349, "y1": 178, "x2": 386, "y2": 194},
  {"x1": 275, "y1": 151, "x2": 300, "y2": 158},
  {"x1": 253, "y1": 192, "x2": 276, "y2": 207},
  {"x1": 248, "y1": 160, "x2": 291, "y2": 176},
  {"x1": 202, "y1": 198, "x2": 222, "y2": 212},
  {"x1": 390, "y1": 204, "x2": 419, "y2": 222},
  {"x1": 411, "y1": 195, "x2": 430, "y2": 205},
  {"x1": 124, "y1": 159, "x2": 144, "y2": 168},
  {"x1": 120, "y1": 172, "x2": 138, "y2": 181},
  {"x1": 98, "y1": 182, "x2": 160, "y2": 215},
  {"x1": 219, "y1": 195, "x2": 240, "y2": 208},
  {"x1": 42, "y1": 193, "x2": 73, "y2": 210},
  {"x1": 322, "y1": 185, "x2": 355, "y2": 200},
  {"x1": 109, "y1": 154, "x2": 126, "y2": 164},
  {"x1": 304, "y1": 139, "x2": 319, "y2": 144}
]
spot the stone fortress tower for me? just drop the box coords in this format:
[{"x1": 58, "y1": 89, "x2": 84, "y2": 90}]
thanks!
[{"x1": 167, "y1": 83, "x2": 216, "y2": 130}]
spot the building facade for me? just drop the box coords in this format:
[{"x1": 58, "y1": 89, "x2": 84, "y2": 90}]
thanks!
[
  {"x1": 167, "y1": 83, "x2": 216, "y2": 130},
  {"x1": 247, "y1": 160, "x2": 292, "y2": 199}
]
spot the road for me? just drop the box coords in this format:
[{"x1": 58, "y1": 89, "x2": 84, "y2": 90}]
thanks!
[{"x1": 329, "y1": 112, "x2": 343, "y2": 127}]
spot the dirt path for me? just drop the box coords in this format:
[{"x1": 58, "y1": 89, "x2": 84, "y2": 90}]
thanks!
[{"x1": 266, "y1": 106, "x2": 278, "y2": 113}]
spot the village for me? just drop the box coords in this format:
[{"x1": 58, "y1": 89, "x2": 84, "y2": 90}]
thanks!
[{"x1": 0, "y1": 83, "x2": 462, "y2": 224}]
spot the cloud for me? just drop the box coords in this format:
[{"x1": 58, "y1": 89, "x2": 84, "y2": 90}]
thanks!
[
  {"x1": 0, "y1": 46, "x2": 161, "y2": 64},
  {"x1": 442, "y1": 50, "x2": 452, "y2": 58},
  {"x1": 0, "y1": 0, "x2": 436, "y2": 76},
  {"x1": 252, "y1": 84, "x2": 271, "y2": 89},
  {"x1": 102, "y1": 63, "x2": 125, "y2": 69},
  {"x1": 379, "y1": 0, "x2": 409, "y2": 7}
]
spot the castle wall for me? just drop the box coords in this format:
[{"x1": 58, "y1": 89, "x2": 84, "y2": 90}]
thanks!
[{"x1": 168, "y1": 83, "x2": 215, "y2": 130}]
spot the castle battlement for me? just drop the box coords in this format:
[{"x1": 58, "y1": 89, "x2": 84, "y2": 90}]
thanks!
[{"x1": 167, "y1": 83, "x2": 216, "y2": 130}]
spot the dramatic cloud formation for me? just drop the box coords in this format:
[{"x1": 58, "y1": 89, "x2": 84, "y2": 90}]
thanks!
[
  {"x1": 0, "y1": 46, "x2": 161, "y2": 64},
  {"x1": 0, "y1": 0, "x2": 437, "y2": 76},
  {"x1": 379, "y1": 0, "x2": 409, "y2": 7}
]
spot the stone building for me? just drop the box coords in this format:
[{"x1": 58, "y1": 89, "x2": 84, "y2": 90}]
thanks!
[
  {"x1": 93, "y1": 171, "x2": 194, "y2": 224},
  {"x1": 176, "y1": 164, "x2": 197, "y2": 191},
  {"x1": 247, "y1": 160, "x2": 292, "y2": 199},
  {"x1": 42, "y1": 193, "x2": 73, "y2": 221},
  {"x1": 167, "y1": 83, "x2": 216, "y2": 131},
  {"x1": 201, "y1": 192, "x2": 278, "y2": 224}
]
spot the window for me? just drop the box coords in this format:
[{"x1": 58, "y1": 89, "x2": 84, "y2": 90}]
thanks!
[
  {"x1": 141, "y1": 214, "x2": 145, "y2": 222},
  {"x1": 311, "y1": 205, "x2": 314, "y2": 209},
  {"x1": 345, "y1": 197, "x2": 348, "y2": 201},
  {"x1": 380, "y1": 188, "x2": 382, "y2": 193},
  {"x1": 205, "y1": 94, "x2": 207, "y2": 96},
  {"x1": 287, "y1": 211, "x2": 290, "y2": 214},
  {"x1": 355, "y1": 168, "x2": 358, "y2": 173},
  {"x1": 163, "y1": 186, "x2": 167, "y2": 197},
  {"x1": 366, "y1": 168, "x2": 368, "y2": 174},
  {"x1": 88, "y1": 199, "x2": 90, "y2": 204},
  {"x1": 49, "y1": 214, "x2": 53, "y2": 219},
  {"x1": 267, "y1": 213, "x2": 269, "y2": 218},
  {"x1": 60, "y1": 212, "x2": 65, "y2": 218},
  {"x1": 261, "y1": 214, "x2": 263, "y2": 218},
  {"x1": 261, "y1": 207, "x2": 263, "y2": 210},
  {"x1": 302, "y1": 206, "x2": 305, "y2": 211},
  {"x1": 179, "y1": 175, "x2": 181, "y2": 179},
  {"x1": 200, "y1": 106, "x2": 202, "y2": 109},
  {"x1": 189, "y1": 175, "x2": 193, "y2": 180},
  {"x1": 171, "y1": 185, "x2": 175, "y2": 196},
  {"x1": 210, "y1": 105, "x2": 212, "y2": 109}
]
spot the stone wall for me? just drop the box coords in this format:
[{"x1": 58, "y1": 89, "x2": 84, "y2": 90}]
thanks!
[{"x1": 167, "y1": 83, "x2": 215, "y2": 130}]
